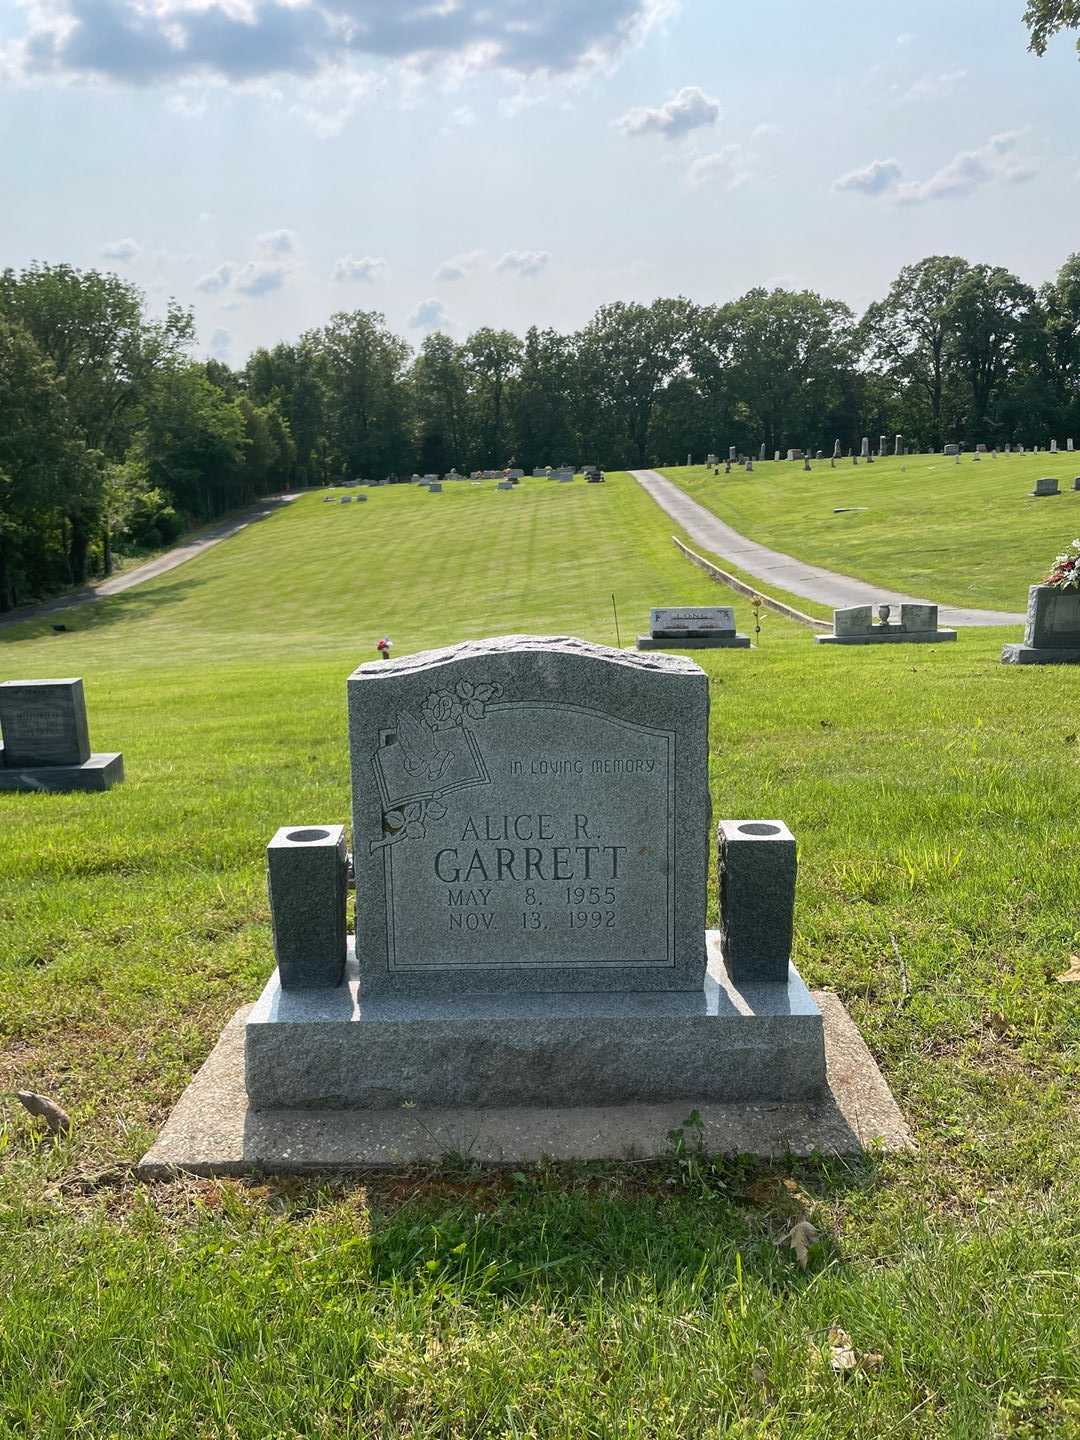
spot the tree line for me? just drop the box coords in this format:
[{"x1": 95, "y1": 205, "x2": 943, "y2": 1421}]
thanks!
[{"x1": 2, "y1": 251, "x2": 1079, "y2": 609}]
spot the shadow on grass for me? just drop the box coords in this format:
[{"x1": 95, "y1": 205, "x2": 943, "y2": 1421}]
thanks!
[
  {"x1": 0, "y1": 574, "x2": 202, "y2": 647},
  {"x1": 344, "y1": 1149, "x2": 885, "y2": 1300}
]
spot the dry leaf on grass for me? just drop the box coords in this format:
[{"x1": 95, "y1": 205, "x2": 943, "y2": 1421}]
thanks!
[
  {"x1": 828, "y1": 1328, "x2": 858, "y2": 1374},
  {"x1": 13, "y1": 1091, "x2": 71, "y2": 1135},
  {"x1": 781, "y1": 1219, "x2": 819, "y2": 1269},
  {"x1": 1056, "y1": 955, "x2": 1080, "y2": 984}
]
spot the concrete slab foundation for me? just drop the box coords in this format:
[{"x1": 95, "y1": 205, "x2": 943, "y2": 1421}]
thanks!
[
  {"x1": 1001, "y1": 643, "x2": 1080, "y2": 665},
  {"x1": 0, "y1": 752, "x2": 124, "y2": 792},
  {"x1": 815, "y1": 631, "x2": 956, "y2": 646},
  {"x1": 636, "y1": 635, "x2": 752, "y2": 650},
  {"x1": 137, "y1": 994, "x2": 911, "y2": 1177}
]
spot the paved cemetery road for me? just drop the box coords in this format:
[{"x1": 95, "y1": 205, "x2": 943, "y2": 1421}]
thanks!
[
  {"x1": 0, "y1": 494, "x2": 297, "y2": 627},
  {"x1": 631, "y1": 469, "x2": 1025, "y2": 628}
]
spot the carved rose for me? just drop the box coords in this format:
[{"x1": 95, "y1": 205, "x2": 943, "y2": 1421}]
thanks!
[
  {"x1": 421, "y1": 690, "x2": 462, "y2": 728},
  {"x1": 454, "y1": 679, "x2": 502, "y2": 719}
]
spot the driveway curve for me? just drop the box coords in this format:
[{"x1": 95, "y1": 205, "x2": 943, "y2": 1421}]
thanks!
[
  {"x1": 631, "y1": 469, "x2": 1024, "y2": 628},
  {"x1": 0, "y1": 494, "x2": 297, "y2": 628}
]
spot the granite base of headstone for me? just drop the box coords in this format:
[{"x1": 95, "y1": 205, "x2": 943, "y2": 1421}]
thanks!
[
  {"x1": 0, "y1": 679, "x2": 124, "y2": 792},
  {"x1": 140, "y1": 636, "x2": 912, "y2": 1171},
  {"x1": 636, "y1": 606, "x2": 751, "y2": 651},
  {"x1": 1001, "y1": 585, "x2": 1080, "y2": 664},
  {"x1": 816, "y1": 604, "x2": 956, "y2": 645},
  {"x1": 1031, "y1": 478, "x2": 1059, "y2": 497}
]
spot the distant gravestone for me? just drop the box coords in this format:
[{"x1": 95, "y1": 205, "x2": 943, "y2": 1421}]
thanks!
[
  {"x1": 1068, "y1": 439, "x2": 1075, "y2": 452},
  {"x1": 1051, "y1": 440, "x2": 1059, "y2": 454},
  {"x1": 861, "y1": 436, "x2": 869, "y2": 458},
  {"x1": 878, "y1": 435, "x2": 886, "y2": 457},
  {"x1": 817, "y1": 605, "x2": 955, "y2": 646},
  {"x1": 786, "y1": 448, "x2": 803, "y2": 462},
  {"x1": 976, "y1": 443, "x2": 987, "y2": 453},
  {"x1": 833, "y1": 439, "x2": 841, "y2": 459},
  {"x1": 496, "y1": 481, "x2": 514, "y2": 490},
  {"x1": 759, "y1": 443, "x2": 766, "y2": 461},
  {"x1": 944, "y1": 444, "x2": 959, "y2": 456},
  {"x1": 1032, "y1": 477, "x2": 1059, "y2": 496},
  {"x1": 638, "y1": 606, "x2": 750, "y2": 651},
  {"x1": 0, "y1": 678, "x2": 123, "y2": 792},
  {"x1": 728, "y1": 446, "x2": 737, "y2": 462},
  {"x1": 894, "y1": 434, "x2": 903, "y2": 456}
]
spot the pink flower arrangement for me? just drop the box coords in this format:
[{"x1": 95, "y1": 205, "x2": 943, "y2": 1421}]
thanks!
[{"x1": 1043, "y1": 539, "x2": 1080, "y2": 591}]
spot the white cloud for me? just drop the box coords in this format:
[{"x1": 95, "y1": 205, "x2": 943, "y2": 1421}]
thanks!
[
  {"x1": 686, "y1": 146, "x2": 751, "y2": 191},
  {"x1": 100, "y1": 237, "x2": 140, "y2": 261},
  {"x1": 989, "y1": 129, "x2": 1026, "y2": 154},
  {"x1": 233, "y1": 260, "x2": 288, "y2": 296},
  {"x1": 903, "y1": 68, "x2": 967, "y2": 103},
  {"x1": 751, "y1": 122, "x2": 781, "y2": 141},
  {"x1": 256, "y1": 228, "x2": 297, "y2": 256},
  {"x1": 448, "y1": 105, "x2": 476, "y2": 128},
  {"x1": 494, "y1": 249, "x2": 551, "y2": 278},
  {"x1": 288, "y1": 68, "x2": 384, "y2": 139},
  {"x1": 9, "y1": 0, "x2": 672, "y2": 90},
  {"x1": 195, "y1": 256, "x2": 289, "y2": 298},
  {"x1": 332, "y1": 255, "x2": 388, "y2": 283},
  {"x1": 896, "y1": 32, "x2": 915, "y2": 46},
  {"x1": 409, "y1": 298, "x2": 451, "y2": 331},
  {"x1": 194, "y1": 262, "x2": 234, "y2": 295},
  {"x1": 898, "y1": 137, "x2": 1040, "y2": 204},
  {"x1": 435, "y1": 250, "x2": 485, "y2": 282},
  {"x1": 617, "y1": 85, "x2": 720, "y2": 141},
  {"x1": 832, "y1": 158, "x2": 904, "y2": 196}
]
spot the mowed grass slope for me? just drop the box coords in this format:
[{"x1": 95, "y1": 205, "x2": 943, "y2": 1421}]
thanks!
[
  {"x1": 659, "y1": 453, "x2": 1080, "y2": 611},
  {"x1": 1, "y1": 475, "x2": 1078, "y2": 1438}
]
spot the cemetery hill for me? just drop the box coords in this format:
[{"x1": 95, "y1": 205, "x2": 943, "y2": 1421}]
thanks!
[{"x1": 2, "y1": 446, "x2": 1079, "y2": 1434}]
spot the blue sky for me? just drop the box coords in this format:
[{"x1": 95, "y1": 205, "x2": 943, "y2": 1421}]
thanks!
[{"x1": 1, "y1": 0, "x2": 1078, "y2": 364}]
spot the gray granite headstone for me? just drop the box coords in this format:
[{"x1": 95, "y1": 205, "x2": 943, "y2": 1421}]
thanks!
[
  {"x1": 833, "y1": 606, "x2": 872, "y2": 636},
  {"x1": 347, "y1": 636, "x2": 710, "y2": 997},
  {"x1": 900, "y1": 603, "x2": 937, "y2": 632},
  {"x1": 1003, "y1": 585, "x2": 1080, "y2": 664},
  {"x1": 1033, "y1": 477, "x2": 1059, "y2": 496},
  {"x1": 0, "y1": 678, "x2": 90, "y2": 767},
  {"x1": 649, "y1": 606, "x2": 735, "y2": 636},
  {"x1": 1025, "y1": 586, "x2": 1080, "y2": 649}
]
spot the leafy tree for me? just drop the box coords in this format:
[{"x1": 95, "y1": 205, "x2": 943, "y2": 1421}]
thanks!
[
  {"x1": 947, "y1": 265, "x2": 1035, "y2": 440},
  {"x1": 719, "y1": 289, "x2": 855, "y2": 455},
  {"x1": 1023, "y1": 0, "x2": 1080, "y2": 56},
  {"x1": 0, "y1": 317, "x2": 99, "y2": 608},
  {"x1": 462, "y1": 328, "x2": 523, "y2": 466},
  {"x1": 411, "y1": 333, "x2": 469, "y2": 474},
  {"x1": 576, "y1": 299, "x2": 690, "y2": 466},
  {"x1": 512, "y1": 327, "x2": 575, "y2": 470},
  {"x1": 860, "y1": 257, "x2": 971, "y2": 447},
  {"x1": 136, "y1": 365, "x2": 247, "y2": 520},
  {"x1": 0, "y1": 263, "x2": 192, "y2": 578},
  {"x1": 307, "y1": 312, "x2": 413, "y2": 480}
]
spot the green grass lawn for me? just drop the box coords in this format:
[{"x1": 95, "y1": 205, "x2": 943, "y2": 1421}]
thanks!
[
  {"x1": 657, "y1": 453, "x2": 1080, "y2": 612},
  {"x1": 2, "y1": 475, "x2": 1078, "y2": 1437}
]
